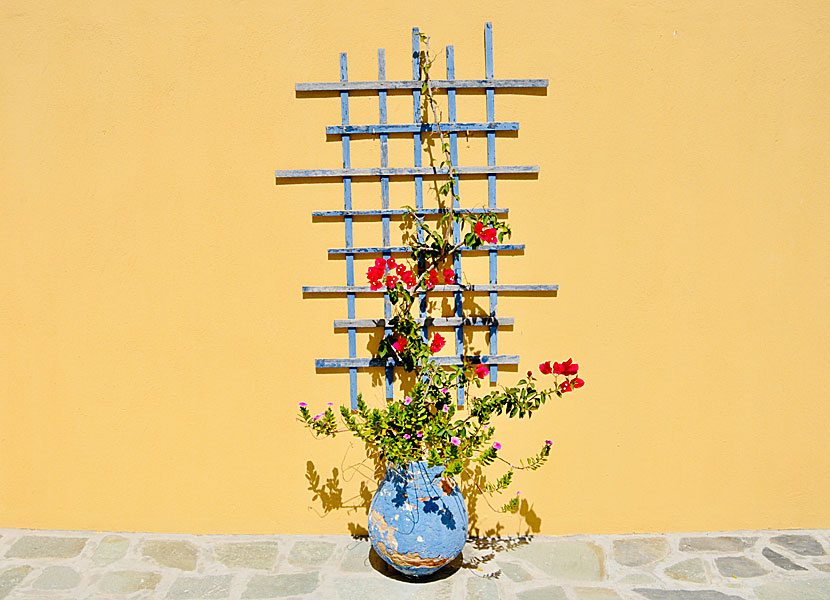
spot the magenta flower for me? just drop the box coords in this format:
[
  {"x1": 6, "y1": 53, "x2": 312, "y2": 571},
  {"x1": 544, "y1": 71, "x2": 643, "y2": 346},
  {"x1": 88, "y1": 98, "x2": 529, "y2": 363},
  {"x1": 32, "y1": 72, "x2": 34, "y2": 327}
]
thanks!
[
  {"x1": 545, "y1": 440, "x2": 553, "y2": 446},
  {"x1": 312, "y1": 414, "x2": 322, "y2": 422},
  {"x1": 441, "y1": 387, "x2": 449, "y2": 393},
  {"x1": 404, "y1": 396, "x2": 412, "y2": 405},
  {"x1": 299, "y1": 402, "x2": 307, "y2": 408},
  {"x1": 403, "y1": 434, "x2": 411, "y2": 440},
  {"x1": 493, "y1": 442, "x2": 501, "y2": 450},
  {"x1": 450, "y1": 437, "x2": 461, "y2": 446},
  {"x1": 326, "y1": 402, "x2": 333, "y2": 406},
  {"x1": 416, "y1": 431, "x2": 423, "y2": 438},
  {"x1": 442, "y1": 405, "x2": 449, "y2": 413}
]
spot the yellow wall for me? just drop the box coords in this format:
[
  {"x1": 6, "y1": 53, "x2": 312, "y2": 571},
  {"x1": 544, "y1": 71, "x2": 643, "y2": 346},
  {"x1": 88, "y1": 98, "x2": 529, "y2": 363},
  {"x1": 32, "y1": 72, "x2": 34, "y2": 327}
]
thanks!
[{"x1": 1, "y1": 1, "x2": 828, "y2": 535}]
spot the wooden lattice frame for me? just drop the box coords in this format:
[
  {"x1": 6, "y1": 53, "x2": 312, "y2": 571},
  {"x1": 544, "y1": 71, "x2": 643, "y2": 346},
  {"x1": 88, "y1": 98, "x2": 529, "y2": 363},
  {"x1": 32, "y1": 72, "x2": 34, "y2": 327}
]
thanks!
[{"x1": 275, "y1": 23, "x2": 556, "y2": 409}]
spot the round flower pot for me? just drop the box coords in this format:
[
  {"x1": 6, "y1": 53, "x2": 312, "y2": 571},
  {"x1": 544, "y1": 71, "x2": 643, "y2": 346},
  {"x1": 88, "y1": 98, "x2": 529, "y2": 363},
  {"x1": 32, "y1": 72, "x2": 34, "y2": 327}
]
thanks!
[{"x1": 368, "y1": 461, "x2": 468, "y2": 577}]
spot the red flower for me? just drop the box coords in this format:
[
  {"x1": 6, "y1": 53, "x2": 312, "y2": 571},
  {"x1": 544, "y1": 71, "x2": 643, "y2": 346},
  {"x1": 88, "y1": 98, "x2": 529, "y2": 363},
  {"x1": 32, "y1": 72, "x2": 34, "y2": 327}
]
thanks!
[
  {"x1": 572, "y1": 377, "x2": 585, "y2": 389},
  {"x1": 559, "y1": 379, "x2": 572, "y2": 393},
  {"x1": 424, "y1": 268, "x2": 439, "y2": 289},
  {"x1": 443, "y1": 268, "x2": 456, "y2": 284},
  {"x1": 475, "y1": 222, "x2": 498, "y2": 243},
  {"x1": 374, "y1": 257, "x2": 385, "y2": 268},
  {"x1": 386, "y1": 257, "x2": 397, "y2": 268},
  {"x1": 401, "y1": 270, "x2": 416, "y2": 288},
  {"x1": 430, "y1": 334, "x2": 446, "y2": 353},
  {"x1": 474, "y1": 364, "x2": 490, "y2": 379},
  {"x1": 526, "y1": 370, "x2": 533, "y2": 378},
  {"x1": 553, "y1": 358, "x2": 579, "y2": 376},
  {"x1": 392, "y1": 335, "x2": 407, "y2": 353},
  {"x1": 385, "y1": 275, "x2": 398, "y2": 288},
  {"x1": 396, "y1": 264, "x2": 406, "y2": 276},
  {"x1": 539, "y1": 361, "x2": 552, "y2": 375},
  {"x1": 369, "y1": 279, "x2": 383, "y2": 291}
]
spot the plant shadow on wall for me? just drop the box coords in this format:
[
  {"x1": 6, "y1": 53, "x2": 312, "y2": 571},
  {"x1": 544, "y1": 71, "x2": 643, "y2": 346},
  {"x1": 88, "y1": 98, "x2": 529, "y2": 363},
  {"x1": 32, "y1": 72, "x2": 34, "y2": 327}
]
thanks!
[{"x1": 296, "y1": 31, "x2": 583, "y2": 579}]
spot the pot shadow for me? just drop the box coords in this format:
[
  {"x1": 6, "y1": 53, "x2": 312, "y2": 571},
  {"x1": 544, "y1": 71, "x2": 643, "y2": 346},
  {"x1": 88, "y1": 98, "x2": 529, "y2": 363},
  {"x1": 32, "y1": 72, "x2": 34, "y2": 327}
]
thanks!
[
  {"x1": 347, "y1": 533, "x2": 533, "y2": 582},
  {"x1": 367, "y1": 545, "x2": 463, "y2": 582}
]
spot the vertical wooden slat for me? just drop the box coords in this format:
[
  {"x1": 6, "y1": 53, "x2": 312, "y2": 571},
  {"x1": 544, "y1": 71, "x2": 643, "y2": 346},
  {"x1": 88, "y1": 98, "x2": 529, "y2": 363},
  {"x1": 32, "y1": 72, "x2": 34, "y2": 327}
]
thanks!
[
  {"x1": 341, "y1": 53, "x2": 358, "y2": 409},
  {"x1": 412, "y1": 28, "x2": 428, "y2": 342},
  {"x1": 379, "y1": 48, "x2": 394, "y2": 401},
  {"x1": 446, "y1": 45, "x2": 465, "y2": 407},
  {"x1": 485, "y1": 22, "x2": 499, "y2": 384}
]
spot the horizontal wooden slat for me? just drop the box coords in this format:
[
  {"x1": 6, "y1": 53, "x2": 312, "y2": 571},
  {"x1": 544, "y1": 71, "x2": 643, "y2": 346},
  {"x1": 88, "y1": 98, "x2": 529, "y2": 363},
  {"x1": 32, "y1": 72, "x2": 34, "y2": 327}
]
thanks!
[
  {"x1": 275, "y1": 165, "x2": 538, "y2": 179},
  {"x1": 297, "y1": 78, "x2": 547, "y2": 91},
  {"x1": 333, "y1": 316, "x2": 515, "y2": 328},
  {"x1": 326, "y1": 122, "x2": 518, "y2": 135},
  {"x1": 315, "y1": 355, "x2": 520, "y2": 368},
  {"x1": 312, "y1": 208, "x2": 509, "y2": 217},
  {"x1": 303, "y1": 284, "x2": 558, "y2": 294},
  {"x1": 327, "y1": 244, "x2": 524, "y2": 255}
]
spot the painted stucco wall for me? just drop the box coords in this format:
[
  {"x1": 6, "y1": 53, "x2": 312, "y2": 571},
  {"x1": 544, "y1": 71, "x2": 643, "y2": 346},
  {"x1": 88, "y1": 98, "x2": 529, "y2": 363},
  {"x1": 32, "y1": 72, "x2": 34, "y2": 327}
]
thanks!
[{"x1": 1, "y1": 1, "x2": 828, "y2": 535}]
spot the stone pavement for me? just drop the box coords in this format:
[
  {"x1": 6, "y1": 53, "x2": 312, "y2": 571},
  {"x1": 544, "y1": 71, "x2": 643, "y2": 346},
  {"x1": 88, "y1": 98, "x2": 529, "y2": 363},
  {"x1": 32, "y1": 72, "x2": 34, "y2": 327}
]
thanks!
[{"x1": 0, "y1": 529, "x2": 828, "y2": 599}]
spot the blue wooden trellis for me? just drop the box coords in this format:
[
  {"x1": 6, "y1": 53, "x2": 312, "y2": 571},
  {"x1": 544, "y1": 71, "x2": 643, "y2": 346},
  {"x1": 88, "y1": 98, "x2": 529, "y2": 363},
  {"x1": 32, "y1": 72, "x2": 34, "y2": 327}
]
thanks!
[{"x1": 275, "y1": 23, "x2": 557, "y2": 410}]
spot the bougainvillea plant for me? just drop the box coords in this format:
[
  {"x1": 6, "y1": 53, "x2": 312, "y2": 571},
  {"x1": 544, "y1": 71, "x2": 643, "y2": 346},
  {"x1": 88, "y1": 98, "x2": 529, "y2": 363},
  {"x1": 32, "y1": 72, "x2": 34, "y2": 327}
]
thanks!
[{"x1": 297, "y1": 32, "x2": 584, "y2": 513}]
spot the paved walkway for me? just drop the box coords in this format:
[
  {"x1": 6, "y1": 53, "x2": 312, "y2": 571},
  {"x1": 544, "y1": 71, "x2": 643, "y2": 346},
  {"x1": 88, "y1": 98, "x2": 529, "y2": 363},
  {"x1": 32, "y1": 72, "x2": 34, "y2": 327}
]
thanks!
[{"x1": 0, "y1": 528, "x2": 828, "y2": 599}]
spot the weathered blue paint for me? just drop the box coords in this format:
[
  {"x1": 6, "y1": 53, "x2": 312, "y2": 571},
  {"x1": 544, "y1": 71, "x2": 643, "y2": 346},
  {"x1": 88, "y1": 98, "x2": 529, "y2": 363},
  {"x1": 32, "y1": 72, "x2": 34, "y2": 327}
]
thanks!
[
  {"x1": 327, "y1": 243, "x2": 524, "y2": 254},
  {"x1": 296, "y1": 78, "x2": 548, "y2": 91},
  {"x1": 368, "y1": 462, "x2": 468, "y2": 577},
  {"x1": 340, "y1": 52, "x2": 358, "y2": 410},
  {"x1": 379, "y1": 48, "x2": 394, "y2": 400},
  {"x1": 412, "y1": 28, "x2": 428, "y2": 346},
  {"x1": 274, "y1": 165, "x2": 539, "y2": 179},
  {"x1": 303, "y1": 283, "x2": 558, "y2": 294},
  {"x1": 333, "y1": 316, "x2": 515, "y2": 329},
  {"x1": 446, "y1": 45, "x2": 465, "y2": 407},
  {"x1": 315, "y1": 355, "x2": 519, "y2": 369},
  {"x1": 486, "y1": 23, "x2": 499, "y2": 384},
  {"x1": 312, "y1": 208, "x2": 509, "y2": 217},
  {"x1": 326, "y1": 122, "x2": 519, "y2": 135}
]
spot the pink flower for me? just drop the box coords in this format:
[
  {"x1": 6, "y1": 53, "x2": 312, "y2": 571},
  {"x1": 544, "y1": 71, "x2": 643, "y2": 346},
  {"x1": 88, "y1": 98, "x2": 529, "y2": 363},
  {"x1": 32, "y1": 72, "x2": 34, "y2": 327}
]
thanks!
[
  {"x1": 312, "y1": 414, "x2": 322, "y2": 422},
  {"x1": 299, "y1": 402, "x2": 307, "y2": 408},
  {"x1": 404, "y1": 396, "x2": 412, "y2": 405},
  {"x1": 545, "y1": 439, "x2": 553, "y2": 446},
  {"x1": 492, "y1": 442, "x2": 501, "y2": 450},
  {"x1": 403, "y1": 434, "x2": 411, "y2": 440},
  {"x1": 441, "y1": 388, "x2": 449, "y2": 393},
  {"x1": 450, "y1": 437, "x2": 461, "y2": 446},
  {"x1": 416, "y1": 431, "x2": 423, "y2": 438},
  {"x1": 326, "y1": 402, "x2": 333, "y2": 406},
  {"x1": 474, "y1": 364, "x2": 490, "y2": 379},
  {"x1": 442, "y1": 405, "x2": 449, "y2": 413}
]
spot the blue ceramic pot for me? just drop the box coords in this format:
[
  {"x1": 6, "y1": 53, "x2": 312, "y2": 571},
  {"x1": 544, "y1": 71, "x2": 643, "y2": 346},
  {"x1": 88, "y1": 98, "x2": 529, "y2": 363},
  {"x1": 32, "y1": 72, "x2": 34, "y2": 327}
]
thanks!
[{"x1": 368, "y1": 461, "x2": 468, "y2": 577}]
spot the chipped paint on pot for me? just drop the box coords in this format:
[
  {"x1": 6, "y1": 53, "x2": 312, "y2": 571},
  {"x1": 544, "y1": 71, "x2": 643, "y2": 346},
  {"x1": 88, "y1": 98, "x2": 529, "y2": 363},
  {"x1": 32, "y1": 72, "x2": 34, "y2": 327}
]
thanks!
[{"x1": 368, "y1": 461, "x2": 468, "y2": 577}]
